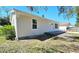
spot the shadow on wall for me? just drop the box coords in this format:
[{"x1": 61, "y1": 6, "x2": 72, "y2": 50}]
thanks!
[{"x1": 19, "y1": 30, "x2": 65, "y2": 41}]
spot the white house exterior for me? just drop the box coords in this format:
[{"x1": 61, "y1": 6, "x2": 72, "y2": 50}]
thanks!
[
  {"x1": 10, "y1": 9, "x2": 58, "y2": 40},
  {"x1": 59, "y1": 23, "x2": 70, "y2": 31}
]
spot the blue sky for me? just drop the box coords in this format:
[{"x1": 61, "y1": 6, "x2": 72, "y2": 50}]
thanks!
[{"x1": 1, "y1": 6, "x2": 76, "y2": 25}]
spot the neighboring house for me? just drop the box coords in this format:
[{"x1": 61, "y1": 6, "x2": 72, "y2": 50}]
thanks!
[
  {"x1": 59, "y1": 23, "x2": 71, "y2": 31},
  {"x1": 10, "y1": 9, "x2": 58, "y2": 40}
]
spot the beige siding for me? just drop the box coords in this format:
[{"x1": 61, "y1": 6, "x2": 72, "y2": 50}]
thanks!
[
  {"x1": 16, "y1": 14, "x2": 32, "y2": 37},
  {"x1": 16, "y1": 14, "x2": 56, "y2": 37},
  {"x1": 10, "y1": 9, "x2": 57, "y2": 38}
]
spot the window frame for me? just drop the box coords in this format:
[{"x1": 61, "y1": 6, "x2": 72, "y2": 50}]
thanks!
[
  {"x1": 55, "y1": 23, "x2": 58, "y2": 29},
  {"x1": 32, "y1": 19, "x2": 37, "y2": 29}
]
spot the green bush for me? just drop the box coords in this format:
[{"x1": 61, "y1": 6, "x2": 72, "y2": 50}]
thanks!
[
  {"x1": 0, "y1": 28, "x2": 3, "y2": 35},
  {"x1": 2, "y1": 25, "x2": 15, "y2": 40},
  {"x1": 0, "y1": 27, "x2": 4, "y2": 36}
]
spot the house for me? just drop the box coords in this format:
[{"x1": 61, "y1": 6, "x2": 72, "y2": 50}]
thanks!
[
  {"x1": 10, "y1": 9, "x2": 58, "y2": 40},
  {"x1": 59, "y1": 22, "x2": 71, "y2": 31}
]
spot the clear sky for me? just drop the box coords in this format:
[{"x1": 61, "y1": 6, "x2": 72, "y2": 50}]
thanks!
[{"x1": 1, "y1": 6, "x2": 76, "y2": 25}]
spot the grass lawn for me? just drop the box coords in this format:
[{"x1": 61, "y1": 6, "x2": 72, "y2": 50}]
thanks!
[
  {"x1": 0, "y1": 36, "x2": 7, "y2": 44},
  {"x1": 0, "y1": 35, "x2": 79, "y2": 53},
  {"x1": 67, "y1": 32, "x2": 79, "y2": 37}
]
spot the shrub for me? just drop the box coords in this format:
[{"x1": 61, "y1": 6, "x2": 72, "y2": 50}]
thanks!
[
  {"x1": 2, "y1": 25, "x2": 15, "y2": 40},
  {"x1": 0, "y1": 26, "x2": 5, "y2": 36},
  {"x1": 0, "y1": 27, "x2": 3, "y2": 35}
]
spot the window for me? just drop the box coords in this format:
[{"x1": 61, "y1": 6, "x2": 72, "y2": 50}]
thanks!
[
  {"x1": 55, "y1": 24, "x2": 58, "y2": 28},
  {"x1": 32, "y1": 19, "x2": 37, "y2": 29}
]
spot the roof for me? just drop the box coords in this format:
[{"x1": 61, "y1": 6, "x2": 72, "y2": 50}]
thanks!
[
  {"x1": 59, "y1": 23, "x2": 71, "y2": 26},
  {"x1": 10, "y1": 9, "x2": 58, "y2": 23}
]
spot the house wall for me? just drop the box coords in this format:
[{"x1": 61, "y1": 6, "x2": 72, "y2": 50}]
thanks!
[
  {"x1": 10, "y1": 9, "x2": 57, "y2": 38},
  {"x1": 59, "y1": 26, "x2": 67, "y2": 31},
  {"x1": 16, "y1": 14, "x2": 56, "y2": 38}
]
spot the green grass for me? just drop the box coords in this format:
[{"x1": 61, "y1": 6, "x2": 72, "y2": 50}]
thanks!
[
  {"x1": 0, "y1": 36, "x2": 7, "y2": 44},
  {"x1": 0, "y1": 36, "x2": 79, "y2": 53}
]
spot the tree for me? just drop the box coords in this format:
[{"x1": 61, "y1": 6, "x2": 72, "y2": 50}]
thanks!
[
  {"x1": 0, "y1": 17, "x2": 11, "y2": 26},
  {"x1": 26, "y1": 6, "x2": 48, "y2": 17},
  {"x1": 75, "y1": 7, "x2": 79, "y2": 26},
  {"x1": 27, "y1": 6, "x2": 48, "y2": 12},
  {"x1": 26, "y1": 6, "x2": 77, "y2": 25},
  {"x1": 57, "y1": 6, "x2": 79, "y2": 27},
  {"x1": 0, "y1": 7, "x2": 11, "y2": 26}
]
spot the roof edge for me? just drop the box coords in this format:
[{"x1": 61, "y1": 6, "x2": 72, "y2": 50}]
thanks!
[{"x1": 10, "y1": 9, "x2": 58, "y2": 23}]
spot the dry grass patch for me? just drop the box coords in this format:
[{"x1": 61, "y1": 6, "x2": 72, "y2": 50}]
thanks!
[{"x1": 0, "y1": 36, "x2": 79, "y2": 53}]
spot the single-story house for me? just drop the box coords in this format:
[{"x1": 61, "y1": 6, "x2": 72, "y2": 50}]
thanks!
[
  {"x1": 59, "y1": 22, "x2": 71, "y2": 31},
  {"x1": 10, "y1": 9, "x2": 58, "y2": 40}
]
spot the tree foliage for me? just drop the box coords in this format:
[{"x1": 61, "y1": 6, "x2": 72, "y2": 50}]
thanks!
[
  {"x1": 27, "y1": 6, "x2": 48, "y2": 12},
  {"x1": 0, "y1": 17, "x2": 11, "y2": 26},
  {"x1": 26, "y1": 6, "x2": 48, "y2": 17},
  {"x1": 57, "y1": 6, "x2": 75, "y2": 19},
  {"x1": 58, "y1": 6, "x2": 79, "y2": 26},
  {"x1": 0, "y1": 7, "x2": 11, "y2": 26}
]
